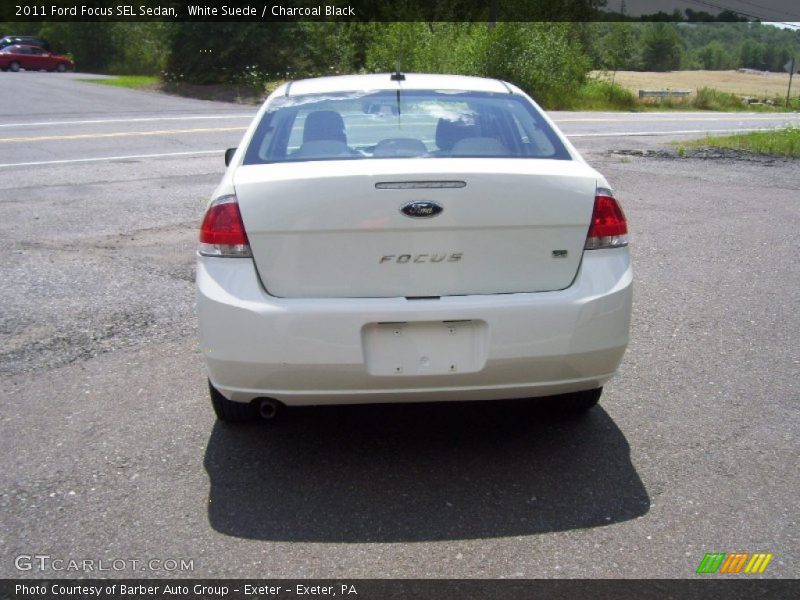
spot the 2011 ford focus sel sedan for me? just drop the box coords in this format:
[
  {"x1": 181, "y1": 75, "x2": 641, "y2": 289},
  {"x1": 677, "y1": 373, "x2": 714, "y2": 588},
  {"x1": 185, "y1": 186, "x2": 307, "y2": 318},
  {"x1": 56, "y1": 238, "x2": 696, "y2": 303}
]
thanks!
[{"x1": 197, "y1": 73, "x2": 632, "y2": 422}]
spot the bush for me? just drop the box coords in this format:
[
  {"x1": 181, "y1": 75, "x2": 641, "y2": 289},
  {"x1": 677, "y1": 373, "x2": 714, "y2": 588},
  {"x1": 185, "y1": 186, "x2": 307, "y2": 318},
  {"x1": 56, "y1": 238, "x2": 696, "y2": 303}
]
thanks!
[
  {"x1": 570, "y1": 80, "x2": 638, "y2": 110},
  {"x1": 693, "y1": 87, "x2": 745, "y2": 110}
]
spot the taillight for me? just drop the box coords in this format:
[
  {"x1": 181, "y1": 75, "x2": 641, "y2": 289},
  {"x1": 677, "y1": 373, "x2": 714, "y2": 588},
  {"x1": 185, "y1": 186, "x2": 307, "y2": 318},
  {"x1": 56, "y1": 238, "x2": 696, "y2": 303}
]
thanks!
[
  {"x1": 198, "y1": 195, "x2": 252, "y2": 257},
  {"x1": 585, "y1": 189, "x2": 628, "y2": 250}
]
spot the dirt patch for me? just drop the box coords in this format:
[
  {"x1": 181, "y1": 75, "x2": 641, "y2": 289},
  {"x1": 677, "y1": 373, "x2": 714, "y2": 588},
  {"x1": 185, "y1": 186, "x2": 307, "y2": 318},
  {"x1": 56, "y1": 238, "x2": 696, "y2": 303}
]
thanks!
[
  {"x1": 610, "y1": 148, "x2": 798, "y2": 164},
  {"x1": 0, "y1": 308, "x2": 160, "y2": 376}
]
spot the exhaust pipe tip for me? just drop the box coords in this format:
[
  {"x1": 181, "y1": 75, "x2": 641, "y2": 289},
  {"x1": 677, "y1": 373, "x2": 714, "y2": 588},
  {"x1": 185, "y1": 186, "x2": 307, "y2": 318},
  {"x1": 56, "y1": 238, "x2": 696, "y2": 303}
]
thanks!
[{"x1": 257, "y1": 398, "x2": 280, "y2": 420}]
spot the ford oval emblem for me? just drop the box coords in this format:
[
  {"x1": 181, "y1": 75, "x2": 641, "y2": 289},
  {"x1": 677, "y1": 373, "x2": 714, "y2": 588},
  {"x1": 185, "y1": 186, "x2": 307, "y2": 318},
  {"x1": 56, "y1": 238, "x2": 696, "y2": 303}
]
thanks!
[{"x1": 400, "y1": 200, "x2": 443, "y2": 219}]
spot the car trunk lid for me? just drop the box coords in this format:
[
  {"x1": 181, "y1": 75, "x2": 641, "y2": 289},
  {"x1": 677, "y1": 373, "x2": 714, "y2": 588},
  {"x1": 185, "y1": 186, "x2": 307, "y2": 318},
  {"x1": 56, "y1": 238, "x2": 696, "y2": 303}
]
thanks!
[{"x1": 233, "y1": 158, "x2": 598, "y2": 298}]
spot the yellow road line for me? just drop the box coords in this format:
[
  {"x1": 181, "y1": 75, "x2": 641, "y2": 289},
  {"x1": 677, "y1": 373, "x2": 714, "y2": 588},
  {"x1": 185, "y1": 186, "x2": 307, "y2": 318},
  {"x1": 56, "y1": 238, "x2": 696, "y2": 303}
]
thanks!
[
  {"x1": 2, "y1": 117, "x2": 796, "y2": 145},
  {"x1": 0, "y1": 126, "x2": 247, "y2": 144}
]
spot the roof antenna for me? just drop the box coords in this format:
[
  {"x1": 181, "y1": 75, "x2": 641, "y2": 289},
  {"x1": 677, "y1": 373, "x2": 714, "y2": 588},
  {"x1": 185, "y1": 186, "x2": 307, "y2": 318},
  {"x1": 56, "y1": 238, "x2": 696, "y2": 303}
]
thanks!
[
  {"x1": 390, "y1": 58, "x2": 405, "y2": 81},
  {"x1": 390, "y1": 58, "x2": 403, "y2": 125}
]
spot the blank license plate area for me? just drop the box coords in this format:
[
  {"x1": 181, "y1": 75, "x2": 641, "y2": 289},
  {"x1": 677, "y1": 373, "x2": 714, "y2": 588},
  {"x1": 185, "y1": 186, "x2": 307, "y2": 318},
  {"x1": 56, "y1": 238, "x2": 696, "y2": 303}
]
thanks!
[{"x1": 362, "y1": 321, "x2": 488, "y2": 376}]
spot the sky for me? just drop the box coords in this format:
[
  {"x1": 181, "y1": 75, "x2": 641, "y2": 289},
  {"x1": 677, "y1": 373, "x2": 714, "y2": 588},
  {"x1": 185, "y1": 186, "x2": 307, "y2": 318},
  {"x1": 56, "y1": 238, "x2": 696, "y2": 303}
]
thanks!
[{"x1": 607, "y1": 0, "x2": 800, "y2": 26}]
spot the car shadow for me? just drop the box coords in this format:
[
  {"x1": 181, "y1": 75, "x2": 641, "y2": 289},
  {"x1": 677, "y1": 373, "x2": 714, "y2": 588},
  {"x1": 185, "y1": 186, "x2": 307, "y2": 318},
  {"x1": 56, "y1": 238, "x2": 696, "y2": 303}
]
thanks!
[{"x1": 204, "y1": 399, "x2": 649, "y2": 542}]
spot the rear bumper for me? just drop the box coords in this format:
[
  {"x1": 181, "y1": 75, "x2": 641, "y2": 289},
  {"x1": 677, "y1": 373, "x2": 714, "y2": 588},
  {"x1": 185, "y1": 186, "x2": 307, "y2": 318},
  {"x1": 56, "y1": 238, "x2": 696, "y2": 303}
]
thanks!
[{"x1": 196, "y1": 249, "x2": 632, "y2": 405}]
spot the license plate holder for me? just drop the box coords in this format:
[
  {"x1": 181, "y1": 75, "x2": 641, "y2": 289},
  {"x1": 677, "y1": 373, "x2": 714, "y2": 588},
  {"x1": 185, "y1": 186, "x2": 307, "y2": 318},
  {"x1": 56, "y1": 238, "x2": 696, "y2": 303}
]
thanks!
[{"x1": 362, "y1": 320, "x2": 488, "y2": 376}]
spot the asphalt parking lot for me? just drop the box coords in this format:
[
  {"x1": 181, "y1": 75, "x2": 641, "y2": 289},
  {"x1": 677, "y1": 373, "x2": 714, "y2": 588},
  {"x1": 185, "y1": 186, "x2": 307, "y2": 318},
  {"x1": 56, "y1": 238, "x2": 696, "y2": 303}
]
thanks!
[{"x1": 1, "y1": 72, "x2": 798, "y2": 578}]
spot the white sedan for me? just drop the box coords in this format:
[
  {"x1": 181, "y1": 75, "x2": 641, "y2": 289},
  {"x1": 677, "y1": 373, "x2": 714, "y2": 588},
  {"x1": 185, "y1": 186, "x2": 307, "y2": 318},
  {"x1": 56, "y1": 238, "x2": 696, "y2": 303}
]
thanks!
[{"x1": 197, "y1": 73, "x2": 631, "y2": 421}]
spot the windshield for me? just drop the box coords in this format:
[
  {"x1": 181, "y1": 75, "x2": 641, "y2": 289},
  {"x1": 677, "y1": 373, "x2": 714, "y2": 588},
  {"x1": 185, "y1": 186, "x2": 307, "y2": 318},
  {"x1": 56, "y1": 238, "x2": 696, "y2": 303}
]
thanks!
[{"x1": 243, "y1": 90, "x2": 570, "y2": 164}]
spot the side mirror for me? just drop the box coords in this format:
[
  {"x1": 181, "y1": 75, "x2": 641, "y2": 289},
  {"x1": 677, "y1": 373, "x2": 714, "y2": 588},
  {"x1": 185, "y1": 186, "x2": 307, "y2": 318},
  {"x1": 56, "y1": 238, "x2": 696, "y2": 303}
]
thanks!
[{"x1": 224, "y1": 147, "x2": 236, "y2": 166}]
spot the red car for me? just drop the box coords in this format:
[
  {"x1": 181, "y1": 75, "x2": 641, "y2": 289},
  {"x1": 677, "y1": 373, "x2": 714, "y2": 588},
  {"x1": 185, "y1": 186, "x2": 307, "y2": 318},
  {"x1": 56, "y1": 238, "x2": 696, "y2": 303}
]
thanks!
[{"x1": 0, "y1": 45, "x2": 74, "y2": 72}]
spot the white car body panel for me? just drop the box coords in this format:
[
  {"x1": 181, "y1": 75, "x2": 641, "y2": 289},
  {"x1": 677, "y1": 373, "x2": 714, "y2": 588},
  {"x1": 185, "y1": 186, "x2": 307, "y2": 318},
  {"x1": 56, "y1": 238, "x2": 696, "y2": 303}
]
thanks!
[{"x1": 234, "y1": 159, "x2": 599, "y2": 298}]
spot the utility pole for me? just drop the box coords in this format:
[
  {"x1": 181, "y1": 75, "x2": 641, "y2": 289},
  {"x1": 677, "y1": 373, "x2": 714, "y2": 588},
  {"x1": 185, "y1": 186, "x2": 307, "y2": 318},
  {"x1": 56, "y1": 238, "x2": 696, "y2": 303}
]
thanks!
[{"x1": 786, "y1": 57, "x2": 795, "y2": 110}]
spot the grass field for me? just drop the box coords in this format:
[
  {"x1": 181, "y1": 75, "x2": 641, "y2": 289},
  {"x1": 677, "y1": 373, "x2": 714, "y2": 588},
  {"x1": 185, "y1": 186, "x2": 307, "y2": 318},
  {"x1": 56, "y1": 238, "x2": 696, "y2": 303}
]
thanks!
[{"x1": 596, "y1": 70, "x2": 798, "y2": 100}]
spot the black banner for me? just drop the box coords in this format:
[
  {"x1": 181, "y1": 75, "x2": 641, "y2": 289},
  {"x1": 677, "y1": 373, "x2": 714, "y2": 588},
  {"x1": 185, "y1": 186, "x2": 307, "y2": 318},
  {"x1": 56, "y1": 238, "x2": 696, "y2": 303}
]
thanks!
[
  {"x1": 2, "y1": 0, "x2": 800, "y2": 22},
  {"x1": 2, "y1": 579, "x2": 799, "y2": 600}
]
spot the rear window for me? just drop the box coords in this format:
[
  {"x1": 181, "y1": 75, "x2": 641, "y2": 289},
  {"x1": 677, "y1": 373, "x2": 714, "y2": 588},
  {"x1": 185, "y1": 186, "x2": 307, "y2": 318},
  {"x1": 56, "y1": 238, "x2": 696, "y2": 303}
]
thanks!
[{"x1": 243, "y1": 90, "x2": 570, "y2": 164}]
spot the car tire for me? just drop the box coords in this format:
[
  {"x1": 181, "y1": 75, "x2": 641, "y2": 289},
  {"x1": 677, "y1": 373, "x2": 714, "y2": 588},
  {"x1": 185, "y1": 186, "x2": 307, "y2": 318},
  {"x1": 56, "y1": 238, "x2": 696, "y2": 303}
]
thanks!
[
  {"x1": 559, "y1": 387, "x2": 602, "y2": 413},
  {"x1": 9, "y1": 61, "x2": 21, "y2": 72},
  {"x1": 56, "y1": 63, "x2": 67, "y2": 73},
  {"x1": 208, "y1": 379, "x2": 256, "y2": 422}
]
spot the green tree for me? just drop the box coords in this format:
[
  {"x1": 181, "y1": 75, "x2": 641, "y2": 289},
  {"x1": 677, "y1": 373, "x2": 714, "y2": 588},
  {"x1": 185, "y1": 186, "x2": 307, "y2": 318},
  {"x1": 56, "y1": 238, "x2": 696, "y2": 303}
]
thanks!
[
  {"x1": 477, "y1": 22, "x2": 591, "y2": 107},
  {"x1": 365, "y1": 22, "x2": 484, "y2": 75},
  {"x1": 739, "y1": 39, "x2": 765, "y2": 70},
  {"x1": 108, "y1": 23, "x2": 169, "y2": 75},
  {"x1": 603, "y1": 22, "x2": 635, "y2": 85},
  {"x1": 298, "y1": 23, "x2": 372, "y2": 74},
  {"x1": 37, "y1": 22, "x2": 116, "y2": 72},
  {"x1": 165, "y1": 23, "x2": 298, "y2": 84},
  {"x1": 695, "y1": 40, "x2": 733, "y2": 70},
  {"x1": 640, "y1": 23, "x2": 683, "y2": 71}
]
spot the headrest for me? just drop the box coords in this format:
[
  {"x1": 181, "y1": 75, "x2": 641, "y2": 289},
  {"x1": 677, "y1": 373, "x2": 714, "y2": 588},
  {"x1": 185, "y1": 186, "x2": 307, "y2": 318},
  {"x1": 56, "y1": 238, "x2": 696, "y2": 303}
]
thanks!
[
  {"x1": 303, "y1": 110, "x2": 347, "y2": 144},
  {"x1": 435, "y1": 116, "x2": 478, "y2": 152},
  {"x1": 451, "y1": 137, "x2": 507, "y2": 156}
]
